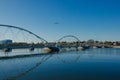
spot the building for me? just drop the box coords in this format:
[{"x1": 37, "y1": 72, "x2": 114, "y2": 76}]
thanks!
[
  {"x1": 87, "y1": 39, "x2": 94, "y2": 43},
  {"x1": 0, "y1": 39, "x2": 12, "y2": 45}
]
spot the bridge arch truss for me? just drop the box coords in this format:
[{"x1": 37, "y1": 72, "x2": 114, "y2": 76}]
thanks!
[
  {"x1": 56, "y1": 35, "x2": 81, "y2": 47},
  {"x1": 0, "y1": 24, "x2": 48, "y2": 43}
]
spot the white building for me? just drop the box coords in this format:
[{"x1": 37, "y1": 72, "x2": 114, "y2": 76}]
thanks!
[{"x1": 0, "y1": 39, "x2": 12, "y2": 44}]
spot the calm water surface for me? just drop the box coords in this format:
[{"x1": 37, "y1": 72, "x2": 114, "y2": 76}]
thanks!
[{"x1": 0, "y1": 48, "x2": 120, "y2": 80}]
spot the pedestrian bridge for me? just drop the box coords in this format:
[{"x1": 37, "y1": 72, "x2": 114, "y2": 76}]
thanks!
[{"x1": 0, "y1": 24, "x2": 85, "y2": 53}]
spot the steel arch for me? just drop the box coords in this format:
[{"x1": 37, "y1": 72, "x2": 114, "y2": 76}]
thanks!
[
  {"x1": 56, "y1": 35, "x2": 80, "y2": 47},
  {"x1": 58, "y1": 35, "x2": 80, "y2": 42},
  {"x1": 0, "y1": 24, "x2": 48, "y2": 43}
]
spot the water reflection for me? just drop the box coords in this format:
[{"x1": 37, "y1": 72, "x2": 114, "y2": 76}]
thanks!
[
  {"x1": 0, "y1": 48, "x2": 120, "y2": 80},
  {"x1": 54, "y1": 51, "x2": 81, "y2": 64},
  {"x1": 5, "y1": 55, "x2": 52, "y2": 80},
  {"x1": 0, "y1": 55, "x2": 52, "y2": 80}
]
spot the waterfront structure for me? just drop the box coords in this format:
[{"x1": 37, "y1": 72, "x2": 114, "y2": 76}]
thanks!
[{"x1": 0, "y1": 39, "x2": 12, "y2": 45}]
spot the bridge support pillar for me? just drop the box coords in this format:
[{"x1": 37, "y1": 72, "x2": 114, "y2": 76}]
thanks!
[
  {"x1": 43, "y1": 47, "x2": 59, "y2": 53},
  {"x1": 3, "y1": 48, "x2": 12, "y2": 52},
  {"x1": 29, "y1": 48, "x2": 34, "y2": 51}
]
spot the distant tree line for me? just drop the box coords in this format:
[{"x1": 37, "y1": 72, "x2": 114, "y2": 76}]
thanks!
[{"x1": 0, "y1": 41, "x2": 120, "y2": 48}]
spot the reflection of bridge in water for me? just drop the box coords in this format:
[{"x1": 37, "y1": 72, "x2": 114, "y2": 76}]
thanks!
[
  {"x1": 3, "y1": 54, "x2": 52, "y2": 80},
  {"x1": 2, "y1": 51, "x2": 82, "y2": 80}
]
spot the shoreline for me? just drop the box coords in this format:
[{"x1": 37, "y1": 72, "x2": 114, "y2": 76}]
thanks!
[{"x1": 112, "y1": 46, "x2": 120, "y2": 48}]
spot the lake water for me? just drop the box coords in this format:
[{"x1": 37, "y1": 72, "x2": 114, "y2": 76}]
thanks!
[{"x1": 0, "y1": 48, "x2": 120, "y2": 80}]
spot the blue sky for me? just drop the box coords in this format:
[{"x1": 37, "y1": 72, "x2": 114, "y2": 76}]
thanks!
[{"x1": 0, "y1": 0, "x2": 120, "y2": 41}]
